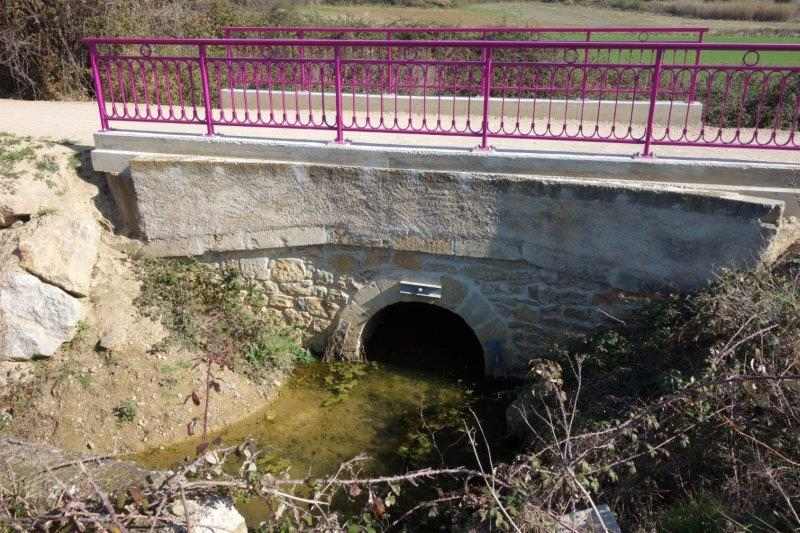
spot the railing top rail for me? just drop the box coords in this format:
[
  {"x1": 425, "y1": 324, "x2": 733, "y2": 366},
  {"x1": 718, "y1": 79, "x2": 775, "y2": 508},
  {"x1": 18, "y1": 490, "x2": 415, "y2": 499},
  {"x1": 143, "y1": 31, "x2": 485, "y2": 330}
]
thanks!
[
  {"x1": 82, "y1": 36, "x2": 800, "y2": 52},
  {"x1": 222, "y1": 25, "x2": 710, "y2": 34}
]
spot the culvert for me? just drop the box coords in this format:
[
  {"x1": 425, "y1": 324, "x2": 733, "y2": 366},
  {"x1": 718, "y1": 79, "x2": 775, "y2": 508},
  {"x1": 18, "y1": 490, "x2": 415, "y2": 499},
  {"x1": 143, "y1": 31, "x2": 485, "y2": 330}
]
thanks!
[{"x1": 361, "y1": 302, "x2": 484, "y2": 380}]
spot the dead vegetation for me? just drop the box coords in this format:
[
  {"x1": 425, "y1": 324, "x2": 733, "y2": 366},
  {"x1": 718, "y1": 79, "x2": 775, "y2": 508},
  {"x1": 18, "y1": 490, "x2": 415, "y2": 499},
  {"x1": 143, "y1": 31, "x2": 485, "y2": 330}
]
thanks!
[{"x1": 652, "y1": 0, "x2": 798, "y2": 22}]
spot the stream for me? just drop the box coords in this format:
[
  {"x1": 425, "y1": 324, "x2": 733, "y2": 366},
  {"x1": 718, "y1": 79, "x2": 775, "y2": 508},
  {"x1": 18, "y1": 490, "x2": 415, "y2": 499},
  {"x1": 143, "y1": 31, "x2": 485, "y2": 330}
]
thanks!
[{"x1": 133, "y1": 361, "x2": 518, "y2": 528}]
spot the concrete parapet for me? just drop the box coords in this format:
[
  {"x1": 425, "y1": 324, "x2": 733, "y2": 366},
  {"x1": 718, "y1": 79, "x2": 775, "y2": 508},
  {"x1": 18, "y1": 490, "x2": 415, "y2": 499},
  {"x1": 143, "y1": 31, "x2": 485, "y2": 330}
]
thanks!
[{"x1": 91, "y1": 131, "x2": 800, "y2": 217}]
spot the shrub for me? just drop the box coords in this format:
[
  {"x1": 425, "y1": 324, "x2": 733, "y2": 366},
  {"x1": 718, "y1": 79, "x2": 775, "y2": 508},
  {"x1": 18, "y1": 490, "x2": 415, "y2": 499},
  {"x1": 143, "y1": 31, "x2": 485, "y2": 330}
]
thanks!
[
  {"x1": 499, "y1": 245, "x2": 800, "y2": 531},
  {"x1": 113, "y1": 400, "x2": 137, "y2": 423},
  {"x1": 0, "y1": 0, "x2": 310, "y2": 99}
]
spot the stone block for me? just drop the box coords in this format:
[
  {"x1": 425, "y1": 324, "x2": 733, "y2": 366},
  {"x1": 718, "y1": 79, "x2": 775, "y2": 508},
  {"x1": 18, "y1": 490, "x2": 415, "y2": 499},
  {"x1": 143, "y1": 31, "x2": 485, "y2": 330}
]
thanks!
[
  {"x1": 270, "y1": 259, "x2": 305, "y2": 283},
  {"x1": 297, "y1": 297, "x2": 328, "y2": 318},
  {"x1": 268, "y1": 294, "x2": 294, "y2": 309},
  {"x1": 281, "y1": 280, "x2": 315, "y2": 297},
  {"x1": 238, "y1": 256, "x2": 270, "y2": 280},
  {"x1": 283, "y1": 308, "x2": 311, "y2": 327},
  {"x1": 314, "y1": 269, "x2": 335, "y2": 285}
]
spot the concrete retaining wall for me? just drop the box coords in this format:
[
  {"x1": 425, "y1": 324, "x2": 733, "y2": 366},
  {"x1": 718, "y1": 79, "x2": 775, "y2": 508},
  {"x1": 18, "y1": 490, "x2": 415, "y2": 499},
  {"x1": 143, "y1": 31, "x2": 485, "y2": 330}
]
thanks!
[{"x1": 125, "y1": 156, "x2": 782, "y2": 376}]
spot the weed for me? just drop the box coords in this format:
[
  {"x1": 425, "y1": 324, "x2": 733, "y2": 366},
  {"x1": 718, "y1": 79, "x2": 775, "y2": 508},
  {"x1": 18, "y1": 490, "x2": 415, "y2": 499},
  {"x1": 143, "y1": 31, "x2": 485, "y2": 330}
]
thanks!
[
  {"x1": 35, "y1": 207, "x2": 57, "y2": 217},
  {"x1": 659, "y1": 493, "x2": 728, "y2": 533},
  {"x1": 136, "y1": 258, "x2": 313, "y2": 377},
  {"x1": 0, "y1": 411, "x2": 12, "y2": 431},
  {"x1": 113, "y1": 400, "x2": 137, "y2": 423},
  {"x1": 34, "y1": 156, "x2": 58, "y2": 174},
  {"x1": 64, "y1": 321, "x2": 91, "y2": 352},
  {"x1": 159, "y1": 360, "x2": 193, "y2": 375},
  {"x1": 245, "y1": 334, "x2": 314, "y2": 371}
]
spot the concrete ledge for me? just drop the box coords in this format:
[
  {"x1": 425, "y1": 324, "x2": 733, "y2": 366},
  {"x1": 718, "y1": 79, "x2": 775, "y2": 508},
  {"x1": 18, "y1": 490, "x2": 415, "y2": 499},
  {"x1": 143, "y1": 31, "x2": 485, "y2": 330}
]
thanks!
[
  {"x1": 92, "y1": 131, "x2": 800, "y2": 216},
  {"x1": 127, "y1": 155, "x2": 781, "y2": 293}
]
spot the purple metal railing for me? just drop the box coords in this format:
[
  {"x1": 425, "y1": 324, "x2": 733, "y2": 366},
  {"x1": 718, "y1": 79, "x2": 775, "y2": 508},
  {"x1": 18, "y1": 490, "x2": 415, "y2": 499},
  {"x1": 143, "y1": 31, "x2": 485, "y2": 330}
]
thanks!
[
  {"x1": 222, "y1": 26, "x2": 708, "y2": 100},
  {"x1": 84, "y1": 36, "x2": 800, "y2": 155}
]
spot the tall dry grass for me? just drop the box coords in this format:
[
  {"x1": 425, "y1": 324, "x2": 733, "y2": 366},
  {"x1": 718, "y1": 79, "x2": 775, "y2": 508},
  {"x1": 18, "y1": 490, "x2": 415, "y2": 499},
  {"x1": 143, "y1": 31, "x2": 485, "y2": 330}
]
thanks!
[{"x1": 654, "y1": 0, "x2": 798, "y2": 22}]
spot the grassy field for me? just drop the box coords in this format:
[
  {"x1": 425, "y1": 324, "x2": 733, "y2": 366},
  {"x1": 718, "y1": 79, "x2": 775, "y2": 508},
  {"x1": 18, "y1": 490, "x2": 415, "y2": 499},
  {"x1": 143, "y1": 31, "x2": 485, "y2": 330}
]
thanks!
[
  {"x1": 298, "y1": 1, "x2": 800, "y2": 33},
  {"x1": 295, "y1": 1, "x2": 800, "y2": 65}
]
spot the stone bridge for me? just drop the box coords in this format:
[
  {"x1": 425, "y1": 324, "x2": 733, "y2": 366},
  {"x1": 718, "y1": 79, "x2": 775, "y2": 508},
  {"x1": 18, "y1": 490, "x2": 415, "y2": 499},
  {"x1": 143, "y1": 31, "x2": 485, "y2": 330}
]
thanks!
[{"x1": 93, "y1": 131, "x2": 791, "y2": 377}]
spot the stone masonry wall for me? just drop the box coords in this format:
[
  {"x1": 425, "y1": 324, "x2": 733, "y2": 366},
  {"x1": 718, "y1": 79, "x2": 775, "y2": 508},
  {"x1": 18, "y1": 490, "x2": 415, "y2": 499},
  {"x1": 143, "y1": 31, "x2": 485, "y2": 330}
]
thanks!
[{"x1": 206, "y1": 244, "x2": 640, "y2": 377}]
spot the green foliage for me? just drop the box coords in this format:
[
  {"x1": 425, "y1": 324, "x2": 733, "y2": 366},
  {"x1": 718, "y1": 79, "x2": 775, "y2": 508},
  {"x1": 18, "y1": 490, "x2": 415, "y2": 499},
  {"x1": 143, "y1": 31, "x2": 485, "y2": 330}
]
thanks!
[
  {"x1": 136, "y1": 258, "x2": 313, "y2": 376},
  {"x1": 659, "y1": 493, "x2": 728, "y2": 533},
  {"x1": 245, "y1": 334, "x2": 315, "y2": 371},
  {"x1": 113, "y1": 400, "x2": 137, "y2": 423}
]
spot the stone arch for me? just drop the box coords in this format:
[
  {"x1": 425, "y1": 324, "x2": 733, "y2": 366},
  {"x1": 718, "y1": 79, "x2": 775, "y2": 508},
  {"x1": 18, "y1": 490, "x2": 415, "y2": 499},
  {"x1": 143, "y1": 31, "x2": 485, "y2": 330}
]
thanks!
[{"x1": 326, "y1": 278, "x2": 510, "y2": 377}]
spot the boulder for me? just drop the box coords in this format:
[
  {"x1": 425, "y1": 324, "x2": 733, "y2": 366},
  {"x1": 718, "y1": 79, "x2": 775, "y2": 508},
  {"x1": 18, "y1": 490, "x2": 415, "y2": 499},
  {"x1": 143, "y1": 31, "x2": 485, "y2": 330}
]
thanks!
[
  {"x1": 0, "y1": 270, "x2": 83, "y2": 361},
  {"x1": 17, "y1": 214, "x2": 100, "y2": 297},
  {"x1": 169, "y1": 496, "x2": 248, "y2": 533}
]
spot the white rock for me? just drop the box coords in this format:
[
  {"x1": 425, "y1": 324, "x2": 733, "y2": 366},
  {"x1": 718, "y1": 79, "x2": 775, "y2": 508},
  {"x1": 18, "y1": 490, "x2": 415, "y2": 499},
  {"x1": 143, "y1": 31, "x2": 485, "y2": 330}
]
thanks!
[
  {"x1": 17, "y1": 214, "x2": 100, "y2": 297},
  {"x1": 0, "y1": 270, "x2": 83, "y2": 361},
  {"x1": 169, "y1": 497, "x2": 247, "y2": 533},
  {"x1": 557, "y1": 504, "x2": 622, "y2": 533}
]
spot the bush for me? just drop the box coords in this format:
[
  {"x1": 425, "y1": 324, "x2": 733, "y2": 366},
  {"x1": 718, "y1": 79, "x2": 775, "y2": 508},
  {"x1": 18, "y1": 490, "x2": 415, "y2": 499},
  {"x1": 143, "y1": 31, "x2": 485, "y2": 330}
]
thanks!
[
  {"x1": 112, "y1": 400, "x2": 137, "y2": 423},
  {"x1": 0, "y1": 0, "x2": 309, "y2": 99},
  {"x1": 498, "y1": 244, "x2": 800, "y2": 531}
]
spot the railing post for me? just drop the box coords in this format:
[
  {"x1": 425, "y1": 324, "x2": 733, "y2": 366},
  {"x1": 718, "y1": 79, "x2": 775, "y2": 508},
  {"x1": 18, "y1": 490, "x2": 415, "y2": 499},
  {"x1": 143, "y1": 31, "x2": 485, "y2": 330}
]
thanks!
[
  {"x1": 333, "y1": 45, "x2": 345, "y2": 143},
  {"x1": 642, "y1": 47, "x2": 664, "y2": 157},
  {"x1": 88, "y1": 43, "x2": 109, "y2": 131},
  {"x1": 198, "y1": 44, "x2": 215, "y2": 136},
  {"x1": 478, "y1": 46, "x2": 493, "y2": 151},
  {"x1": 688, "y1": 29, "x2": 705, "y2": 102}
]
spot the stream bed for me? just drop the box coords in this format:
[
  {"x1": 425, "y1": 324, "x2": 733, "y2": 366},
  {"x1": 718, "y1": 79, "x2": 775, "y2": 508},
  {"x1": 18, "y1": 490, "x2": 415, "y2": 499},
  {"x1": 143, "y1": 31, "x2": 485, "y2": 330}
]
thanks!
[{"x1": 133, "y1": 361, "x2": 517, "y2": 527}]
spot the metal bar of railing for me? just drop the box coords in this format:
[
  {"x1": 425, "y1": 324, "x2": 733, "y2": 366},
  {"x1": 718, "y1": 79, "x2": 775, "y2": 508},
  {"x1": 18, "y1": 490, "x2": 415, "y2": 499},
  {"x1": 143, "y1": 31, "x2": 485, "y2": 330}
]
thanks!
[
  {"x1": 222, "y1": 25, "x2": 710, "y2": 40},
  {"x1": 334, "y1": 45, "x2": 344, "y2": 143},
  {"x1": 198, "y1": 44, "x2": 215, "y2": 136},
  {"x1": 688, "y1": 28, "x2": 707, "y2": 102},
  {"x1": 87, "y1": 43, "x2": 109, "y2": 131},
  {"x1": 479, "y1": 46, "x2": 493, "y2": 150},
  {"x1": 643, "y1": 48, "x2": 664, "y2": 157},
  {"x1": 81, "y1": 37, "x2": 800, "y2": 52}
]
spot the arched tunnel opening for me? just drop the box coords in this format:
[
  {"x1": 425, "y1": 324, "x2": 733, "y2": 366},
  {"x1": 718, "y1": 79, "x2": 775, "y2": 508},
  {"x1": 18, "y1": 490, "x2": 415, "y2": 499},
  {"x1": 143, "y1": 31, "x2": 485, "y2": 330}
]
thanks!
[{"x1": 361, "y1": 302, "x2": 485, "y2": 381}]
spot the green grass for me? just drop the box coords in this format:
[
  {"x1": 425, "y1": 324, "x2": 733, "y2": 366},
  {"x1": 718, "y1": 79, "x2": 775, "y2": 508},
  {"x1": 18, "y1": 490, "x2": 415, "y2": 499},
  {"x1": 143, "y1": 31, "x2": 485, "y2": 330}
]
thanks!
[{"x1": 701, "y1": 34, "x2": 800, "y2": 66}]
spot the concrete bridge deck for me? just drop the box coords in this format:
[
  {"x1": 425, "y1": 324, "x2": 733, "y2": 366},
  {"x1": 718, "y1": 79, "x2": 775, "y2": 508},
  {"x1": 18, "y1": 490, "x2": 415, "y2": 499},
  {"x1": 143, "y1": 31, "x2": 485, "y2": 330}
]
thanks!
[{"x1": 3, "y1": 99, "x2": 797, "y2": 215}]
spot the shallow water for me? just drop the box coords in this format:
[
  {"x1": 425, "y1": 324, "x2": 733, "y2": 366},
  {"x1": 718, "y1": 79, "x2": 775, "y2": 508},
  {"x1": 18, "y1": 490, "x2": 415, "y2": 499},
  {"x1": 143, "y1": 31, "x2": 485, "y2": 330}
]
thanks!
[{"x1": 133, "y1": 361, "x2": 511, "y2": 527}]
